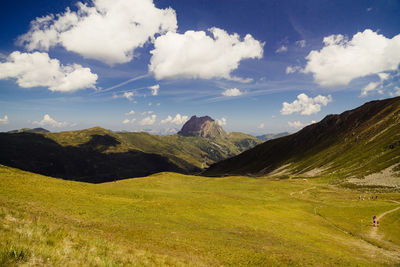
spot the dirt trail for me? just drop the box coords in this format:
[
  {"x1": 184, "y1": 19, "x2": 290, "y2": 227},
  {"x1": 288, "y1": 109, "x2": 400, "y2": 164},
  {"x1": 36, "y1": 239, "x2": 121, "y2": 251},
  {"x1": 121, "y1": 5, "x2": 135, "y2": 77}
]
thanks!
[
  {"x1": 289, "y1": 186, "x2": 316, "y2": 196},
  {"x1": 369, "y1": 200, "x2": 400, "y2": 241}
]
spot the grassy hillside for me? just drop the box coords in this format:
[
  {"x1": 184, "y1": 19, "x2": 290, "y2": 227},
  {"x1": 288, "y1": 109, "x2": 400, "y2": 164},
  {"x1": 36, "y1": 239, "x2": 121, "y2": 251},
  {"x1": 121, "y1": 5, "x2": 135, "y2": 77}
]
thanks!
[
  {"x1": 205, "y1": 96, "x2": 400, "y2": 185},
  {"x1": 0, "y1": 165, "x2": 399, "y2": 266},
  {"x1": 0, "y1": 126, "x2": 261, "y2": 182},
  {"x1": 117, "y1": 131, "x2": 261, "y2": 170}
]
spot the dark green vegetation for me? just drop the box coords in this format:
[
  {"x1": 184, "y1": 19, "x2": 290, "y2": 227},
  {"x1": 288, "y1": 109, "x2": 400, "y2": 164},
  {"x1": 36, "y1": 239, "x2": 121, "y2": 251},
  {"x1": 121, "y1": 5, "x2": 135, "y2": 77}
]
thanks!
[
  {"x1": 0, "y1": 117, "x2": 261, "y2": 182},
  {"x1": 256, "y1": 132, "x2": 289, "y2": 141},
  {"x1": 205, "y1": 96, "x2": 400, "y2": 184},
  {"x1": 0, "y1": 165, "x2": 399, "y2": 266}
]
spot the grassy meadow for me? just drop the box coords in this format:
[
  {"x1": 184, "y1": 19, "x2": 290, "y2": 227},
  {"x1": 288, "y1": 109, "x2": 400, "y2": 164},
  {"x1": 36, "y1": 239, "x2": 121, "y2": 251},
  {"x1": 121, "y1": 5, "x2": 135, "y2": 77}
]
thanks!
[{"x1": 0, "y1": 164, "x2": 399, "y2": 266}]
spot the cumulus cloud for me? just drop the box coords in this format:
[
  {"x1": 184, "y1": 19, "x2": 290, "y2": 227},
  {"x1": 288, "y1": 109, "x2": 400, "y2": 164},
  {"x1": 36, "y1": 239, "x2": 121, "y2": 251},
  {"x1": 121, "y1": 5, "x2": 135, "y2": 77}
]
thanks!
[
  {"x1": 0, "y1": 115, "x2": 9, "y2": 124},
  {"x1": 122, "y1": 118, "x2": 136, "y2": 124},
  {"x1": 222, "y1": 88, "x2": 243, "y2": 97},
  {"x1": 18, "y1": 0, "x2": 177, "y2": 65},
  {"x1": 161, "y1": 114, "x2": 188, "y2": 125},
  {"x1": 303, "y1": 29, "x2": 400, "y2": 87},
  {"x1": 281, "y1": 93, "x2": 332, "y2": 115},
  {"x1": 125, "y1": 110, "x2": 135, "y2": 115},
  {"x1": 33, "y1": 114, "x2": 71, "y2": 127},
  {"x1": 288, "y1": 121, "x2": 304, "y2": 128},
  {"x1": 258, "y1": 123, "x2": 264, "y2": 129},
  {"x1": 216, "y1": 117, "x2": 227, "y2": 126},
  {"x1": 0, "y1": 51, "x2": 97, "y2": 92},
  {"x1": 148, "y1": 84, "x2": 159, "y2": 96},
  {"x1": 139, "y1": 114, "x2": 156, "y2": 126},
  {"x1": 286, "y1": 65, "x2": 301, "y2": 74},
  {"x1": 149, "y1": 27, "x2": 264, "y2": 81},
  {"x1": 275, "y1": 45, "x2": 288, "y2": 53},
  {"x1": 296, "y1": 40, "x2": 306, "y2": 48},
  {"x1": 123, "y1": 92, "x2": 134, "y2": 101}
]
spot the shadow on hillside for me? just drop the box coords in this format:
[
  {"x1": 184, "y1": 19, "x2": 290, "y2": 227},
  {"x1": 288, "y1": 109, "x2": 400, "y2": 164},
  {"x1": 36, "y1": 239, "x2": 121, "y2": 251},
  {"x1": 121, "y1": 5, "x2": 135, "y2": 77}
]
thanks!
[{"x1": 0, "y1": 133, "x2": 184, "y2": 183}]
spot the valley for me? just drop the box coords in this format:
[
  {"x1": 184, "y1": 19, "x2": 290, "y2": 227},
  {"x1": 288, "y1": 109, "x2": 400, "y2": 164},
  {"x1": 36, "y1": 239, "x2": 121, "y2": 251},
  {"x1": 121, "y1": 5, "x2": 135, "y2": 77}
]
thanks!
[{"x1": 0, "y1": 165, "x2": 399, "y2": 266}]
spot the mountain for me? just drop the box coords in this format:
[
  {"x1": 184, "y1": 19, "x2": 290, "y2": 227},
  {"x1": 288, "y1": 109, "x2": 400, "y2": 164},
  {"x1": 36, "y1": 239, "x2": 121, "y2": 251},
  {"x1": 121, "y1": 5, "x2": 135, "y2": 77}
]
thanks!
[
  {"x1": 204, "y1": 96, "x2": 400, "y2": 180},
  {"x1": 178, "y1": 115, "x2": 225, "y2": 138},
  {"x1": 117, "y1": 116, "x2": 261, "y2": 170},
  {"x1": 256, "y1": 132, "x2": 289, "y2": 141},
  {"x1": 7, "y1": 127, "x2": 50, "y2": 134},
  {"x1": 0, "y1": 116, "x2": 262, "y2": 182}
]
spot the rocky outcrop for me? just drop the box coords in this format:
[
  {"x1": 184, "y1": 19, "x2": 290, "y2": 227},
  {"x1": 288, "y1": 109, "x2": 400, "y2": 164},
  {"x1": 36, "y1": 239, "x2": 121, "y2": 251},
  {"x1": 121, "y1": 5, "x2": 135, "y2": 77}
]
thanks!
[{"x1": 178, "y1": 116, "x2": 225, "y2": 138}]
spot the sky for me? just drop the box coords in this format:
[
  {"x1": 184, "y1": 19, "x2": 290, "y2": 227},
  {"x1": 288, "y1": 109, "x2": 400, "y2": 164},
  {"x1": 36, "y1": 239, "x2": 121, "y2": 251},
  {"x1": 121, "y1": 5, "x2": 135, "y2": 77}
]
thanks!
[{"x1": 0, "y1": 0, "x2": 399, "y2": 135}]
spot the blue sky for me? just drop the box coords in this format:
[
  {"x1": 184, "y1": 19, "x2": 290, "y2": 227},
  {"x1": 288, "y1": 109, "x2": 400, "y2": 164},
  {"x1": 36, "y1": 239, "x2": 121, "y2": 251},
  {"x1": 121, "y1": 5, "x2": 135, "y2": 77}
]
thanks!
[{"x1": 0, "y1": 0, "x2": 399, "y2": 135}]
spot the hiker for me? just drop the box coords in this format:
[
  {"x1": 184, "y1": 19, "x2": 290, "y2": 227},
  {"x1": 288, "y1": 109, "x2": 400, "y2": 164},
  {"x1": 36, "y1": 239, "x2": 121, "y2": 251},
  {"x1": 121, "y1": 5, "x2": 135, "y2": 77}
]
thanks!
[{"x1": 373, "y1": 216, "x2": 377, "y2": 226}]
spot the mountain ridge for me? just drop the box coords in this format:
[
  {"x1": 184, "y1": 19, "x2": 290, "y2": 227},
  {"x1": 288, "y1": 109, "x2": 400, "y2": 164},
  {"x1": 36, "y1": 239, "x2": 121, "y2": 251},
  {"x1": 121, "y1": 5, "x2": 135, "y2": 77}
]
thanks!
[
  {"x1": 0, "y1": 115, "x2": 262, "y2": 182},
  {"x1": 204, "y1": 96, "x2": 400, "y2": 181}
]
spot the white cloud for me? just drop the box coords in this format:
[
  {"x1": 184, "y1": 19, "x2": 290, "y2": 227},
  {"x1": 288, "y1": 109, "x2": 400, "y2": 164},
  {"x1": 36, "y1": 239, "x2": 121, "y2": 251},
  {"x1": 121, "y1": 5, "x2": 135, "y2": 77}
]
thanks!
[
  {"x1": 361, "y1": 81, "x2": 380, "y2": 97},
  {"x1": 288, "y1": 121, "x2": 304, "y2": 128},
  {"x1": 288, "y1": 120, "x2": 316, "y2": 129},
  {"x1": 281, "y1": 93, "x2": 332, "y2": 115},
  {"x1": 148, "y1": 102, "x2": 152, "y2": 106},
  {"x1": 286, "y1": 65, "x2": 301, "y2": 74},
  {"x1": 33, "y1": 114, "x2": 71, "y2": 128},
  {"x1": 303, "y1": 29, "x2": 400, "y2": 87},
  {"x1": 125, "y1": 110, "x2": 135, "y2": 115},
  {"x1": 216, "y1": 117, "x2": 227, "y2": 126},
  {"x1": 161, "y1": 114, "x2": 188, "y2": 125},
  {"x1": 360, "y1": 72, "x2": 392, "y2": 97},
  {"x1": 123, "y1": 92, "x2": 134, "y2": 101},
  {"x1": 122, "y1": 118, "x2": 136, "y2": 124},
  {"x1": 296, "y1": 40, "x2": 306, "y2": 48},
  {"x1": 139, "y1": 114, "x2": 156, "y2": 126},
  {"x1": 275, "y1": 45, "x2": 288, "y2": 53},
  {"x1": 18, "y1": 0, "x2": 177, "y2": 65},
  {"x1": 222, "y1": 88, "x2": 243, "y2": 97},
  {"x1": 258, "y1": 123, "x2": 264, "y2": 129},
  {"x1": 0, "y1": 51, "x2": 97, "y2": 92},
  {"x1": 149, "y1": 27, "x2": 264, "y2": 81},
  {"x1": 141, "y1": 111, "x2": 153, "y2": 115},
  {"x1": 378, "y1": 72, "x2": 390, "y2": 81},
  {"x1": 389, "y1": 86, "x2": 400, "y2": 97},
  {"x1": 0, "y1": 115, "x2": 9, "y2": 124},
  {"x1": 148, "y1": 84, "x2": 159, "y2": 96}
]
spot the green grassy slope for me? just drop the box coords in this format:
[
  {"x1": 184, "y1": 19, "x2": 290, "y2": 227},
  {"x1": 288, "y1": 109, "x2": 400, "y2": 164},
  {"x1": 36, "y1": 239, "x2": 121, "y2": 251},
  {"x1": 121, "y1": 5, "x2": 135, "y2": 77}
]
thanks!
[
  {"x1": 117, "y1": 131, "x2": 261, "y2": 171},
  {"x1": 204, "y1": 96, "x2": 400, "y2": 181},
  {"x1": 1, "y1": 165, "x2": 399, "y2": 266}
]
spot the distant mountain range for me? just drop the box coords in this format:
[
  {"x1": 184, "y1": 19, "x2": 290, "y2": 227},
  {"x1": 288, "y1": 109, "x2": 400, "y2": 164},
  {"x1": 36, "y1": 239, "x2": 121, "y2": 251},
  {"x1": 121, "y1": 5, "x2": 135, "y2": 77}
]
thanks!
[
  {"x1": 204, "y1": 96, "x2": 400, "y2": 179},
  {"x1": 0, "y1": 116, "x2": 261, "y2": 182},
  {"x1": 256, "y1": 132, "x2": 289, "y2": 141},
  {"x1": 7, "y1": 127, "x2": 50, "y2": 134}
]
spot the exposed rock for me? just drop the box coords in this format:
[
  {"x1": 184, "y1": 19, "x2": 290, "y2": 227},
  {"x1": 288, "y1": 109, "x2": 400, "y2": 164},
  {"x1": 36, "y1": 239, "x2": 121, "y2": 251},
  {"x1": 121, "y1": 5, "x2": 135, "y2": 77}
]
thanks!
[{"x1": 178, "y1": 115, "x2": 226, "y2": 138}]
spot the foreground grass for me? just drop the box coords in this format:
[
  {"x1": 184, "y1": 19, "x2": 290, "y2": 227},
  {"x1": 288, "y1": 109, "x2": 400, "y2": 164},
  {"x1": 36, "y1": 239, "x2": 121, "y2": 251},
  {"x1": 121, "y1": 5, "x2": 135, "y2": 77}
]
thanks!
[{"x1": 0, "y1": 165, "x2": 399, "y2": 266}]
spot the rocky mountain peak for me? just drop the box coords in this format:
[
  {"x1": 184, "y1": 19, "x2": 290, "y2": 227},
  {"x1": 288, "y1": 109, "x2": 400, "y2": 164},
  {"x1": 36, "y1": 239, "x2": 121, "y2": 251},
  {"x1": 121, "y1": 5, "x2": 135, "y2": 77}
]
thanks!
[{"x1": 178, "y1": 115, "x2": 225, "y2": 138}]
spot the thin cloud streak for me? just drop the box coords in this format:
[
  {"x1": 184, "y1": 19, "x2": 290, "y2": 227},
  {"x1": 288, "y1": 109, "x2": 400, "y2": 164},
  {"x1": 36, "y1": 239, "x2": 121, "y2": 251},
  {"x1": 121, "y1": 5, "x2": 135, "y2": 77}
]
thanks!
[{"x1": 93, "y1": 73, "x2": 150, "y2": 94}]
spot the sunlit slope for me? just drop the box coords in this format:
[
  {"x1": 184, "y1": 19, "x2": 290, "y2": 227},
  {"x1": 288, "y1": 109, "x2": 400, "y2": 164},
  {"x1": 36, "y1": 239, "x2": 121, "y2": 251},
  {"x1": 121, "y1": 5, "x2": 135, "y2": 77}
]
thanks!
[
  {"x1": 1, "y1": 165, "x2": 399, "y2": 266},
  {"x1": 205, "y1": 96, "x2": 400, "y2": 179}
]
